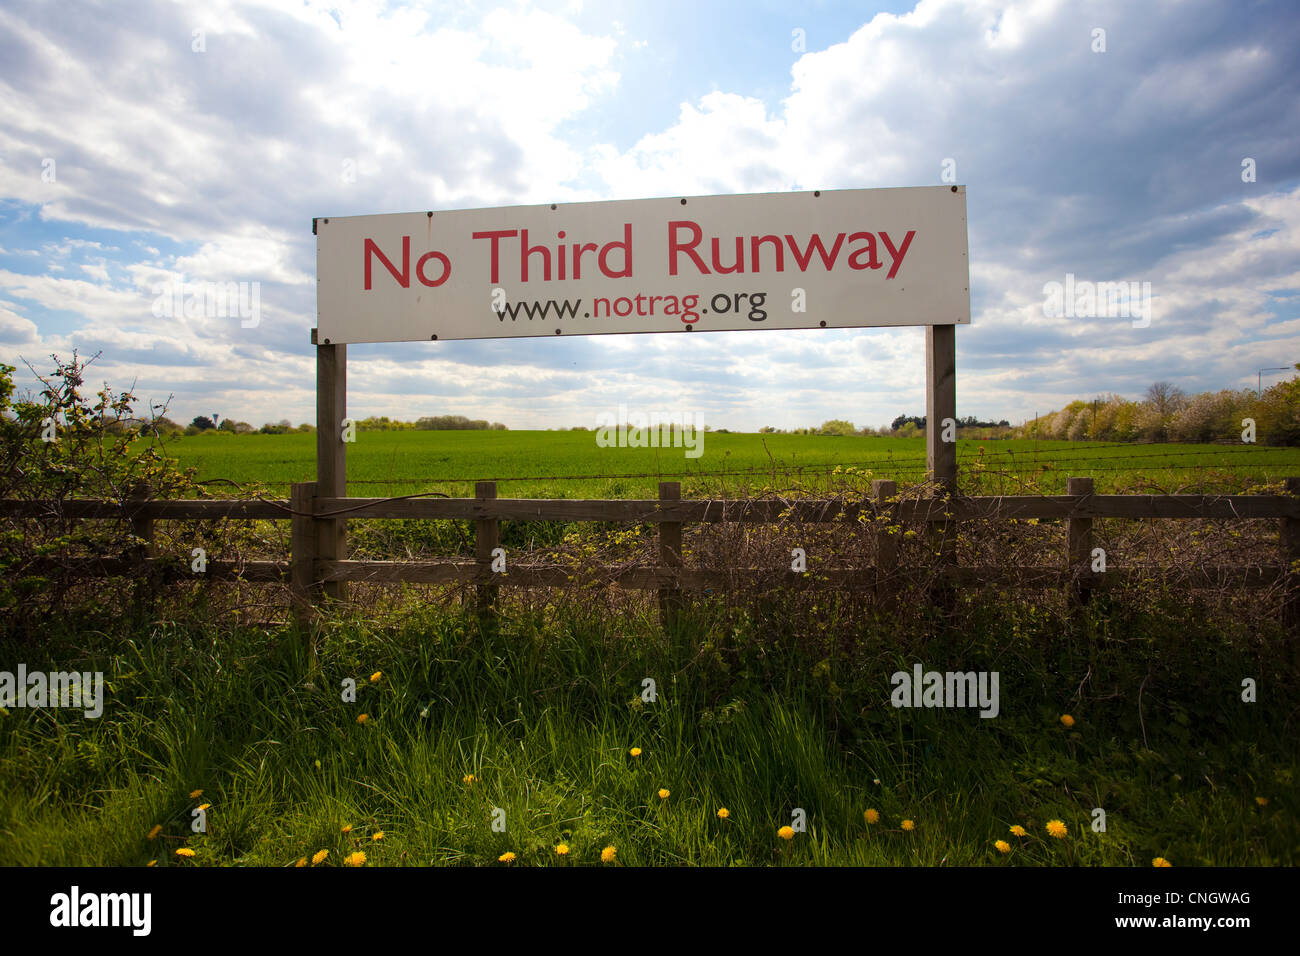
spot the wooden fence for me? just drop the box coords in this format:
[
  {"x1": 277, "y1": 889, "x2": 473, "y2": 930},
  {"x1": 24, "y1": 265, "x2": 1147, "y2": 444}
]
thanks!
[{"x1": 3, "y1": 476, "x2": 1298, "y2": 634}]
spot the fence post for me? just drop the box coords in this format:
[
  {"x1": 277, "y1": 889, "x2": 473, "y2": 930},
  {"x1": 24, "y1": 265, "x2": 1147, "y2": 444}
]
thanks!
[
  {"x1": 475, "y1": 481, "x2": 499, "y2": 632},
  {"x1": 290, "y1": 481, "x2": 318, "y2": 667},
  {"x1": 872, "y1": 479, "x2": 898, "y2": 608},
  {"x1": 658, "y1": 481, "x2": 682, "y2": 630},
  {"x1": 290, "y1": 482, "x2": 317, "y2": 622},
  {"x1": 1067, "y1": 476, "x2": 1095, "y2": 613},
  {"x1": 1283, "y1": 477, "x2": 1300, "y2": 644},
  {"x1": 127, "y1": 481, "x2": 155, "y2": 562}
]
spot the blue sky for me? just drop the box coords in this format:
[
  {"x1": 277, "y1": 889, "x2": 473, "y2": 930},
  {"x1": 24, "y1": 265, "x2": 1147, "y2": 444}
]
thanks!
[{"x1": 1, "y1": 0, "x2": 1297, "y2": 431}]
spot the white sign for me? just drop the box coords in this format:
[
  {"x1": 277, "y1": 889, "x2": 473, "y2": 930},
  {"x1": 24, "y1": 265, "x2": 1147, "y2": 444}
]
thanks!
[{"x1": 315, "y1": 185, "x2": 969, "y2": 344}]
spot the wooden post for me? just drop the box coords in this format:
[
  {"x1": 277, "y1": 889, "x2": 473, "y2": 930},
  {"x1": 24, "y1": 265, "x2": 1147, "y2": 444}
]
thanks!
[
  {"x1": 926, "y1": 326, "x2": 958, "y2": 616},
  {"x1": 1067, "y1": 476, "x2": 1095, "y2": 612},
  {"x1": 872, "y1": 479, "x2": 898, "y2": 608},
  {"x1": 1282, "y1": 477, "x2": 1300, "y2": 644},
  {"x1": 925, "y1": 324, "x2": 957, "y2": 492},
  {"x1": 658, "y1": 481, "x2": 682, "y2": 630},
  {"x1": 290, "y1": 481, "x2": 318, "y2": 669},
  {"x1": 290, "y1": 481, "x2": 317, "y2": 627},
  {"x1": 127, "y1": 481, "x2": 154, "y2": 561},
  {"x1": 315, "y1": 333, "x2": 348, "y2": 605},
  {"x1": 475, "y1": 481, "x2": 500, "y2": 631}
]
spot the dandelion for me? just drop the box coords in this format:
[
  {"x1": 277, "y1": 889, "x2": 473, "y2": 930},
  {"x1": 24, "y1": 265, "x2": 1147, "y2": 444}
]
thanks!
[
  {"x1": 369, "y1": 671, "x2": 382, "y2": 683},
  {"x1": 555, "y1": 844, "x2": 570, "y2": 856},
  {"x1": 1060, "y1": 714, "x2": 1075, "y2": 728},
  {"x1": 601, "y1": 846, "x2": 617, "y2": 863},
  {"x1": 341, "y1": 824, "x2": 352, "y2": 833},
  {"x1": 498, "y1": 851, "x2": 516, "y2": 863},
  {"x1": 1256, "y1": 797, "x2": 1269, "y2": 806},
  {"x1": 356, "y1": 714, "x2": 368, "y2": 724},
  {"x1": 901, "y1": 819, "x2": 915, "y2": 831},
  {"x1": 344, "y1": 851, "x2": 366, "y2": 867},
  {"x1": 1046, "y1": 819, "x2": 1067, "y2": 838},
  {"x1": 147, "y1": 824, "x2": 163, "y2": 840},
  {"x1": 175, "y1": 848, "x2": 195, "y2": 858},
  {"x1": 717, "y1": 808, "x2": 730, "y2": 819},
  {"x1": 463, "y1": 774, "x2": 476, "y2": 786},
  {"x1": 146, "y1": 860, "x2": 157, "y2": 867},
  {"x1": 312, "y1": 849, "x2": 329, "y2": 865},
  {"x1": 778, "y1": 826, "x2": 795, "y2": 840},
  {"x1": 295, "y1": 858, "x2": 307, "y2": 867},
  {"x1": 188, "y1": 789, "x2": 203, "y2": 799},
  {"x1": 658, "y1": 788, "x2": 670, "y2": 800},
  {"x1": 197, "y1": 803, "x2": 210, "y2": 811},
  {"x1": 1152, "y1": 857, "x2": 1172, "y2": 867},
  {"x1": 629, "y1": 747, "x2": 642, "y2": 757},
  {"x1": 1009, "y1": 825, "x2": 1027, "y2": 837},
  {"x1": 994, "y1": 840, "x2": 1011, "y2": 854},
  {"x1": 864, "y1": 809, "x2": 880, "y2": 824},
  {"x1": 371, "y1": 831, "x2": 384, "y2": 842}
]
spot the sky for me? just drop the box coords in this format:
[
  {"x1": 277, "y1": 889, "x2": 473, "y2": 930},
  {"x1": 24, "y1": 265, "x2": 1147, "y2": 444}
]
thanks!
[{"x1": 0, "y1": 0, "x2": 1297, "y2": 432}]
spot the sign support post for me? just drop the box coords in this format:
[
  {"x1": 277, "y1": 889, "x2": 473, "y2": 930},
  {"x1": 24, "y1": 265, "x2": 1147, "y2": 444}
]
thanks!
[
  {"x1": 313, "y1": 330, "x2": 348, "y2": 604},
  {"x1": 926, "y1": 324, "x2": 957, "y2": 490}
]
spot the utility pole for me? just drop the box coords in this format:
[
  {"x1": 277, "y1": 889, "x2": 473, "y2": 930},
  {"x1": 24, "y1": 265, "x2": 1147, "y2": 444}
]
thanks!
[{"x1": 1259, "y1": 366, "x2": 1292, "y2": 398}]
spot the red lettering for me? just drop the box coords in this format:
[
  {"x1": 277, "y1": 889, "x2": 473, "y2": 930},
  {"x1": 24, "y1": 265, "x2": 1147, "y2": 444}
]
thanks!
[
  {"x1": 668, "y1": 220, "x2": 708, "y2": 276},
  {"x1": 879, "y1": 230, "x2": 916, "y2": 279},
  {"x1": 846, "y1": 232, "x2": 882, "y2": 270},
  {"x1": 599, "y1": 223, "x2": 633, "y2": 278},
  {"x1": 416, "y1": 251, "x2": 450, "y2": 287},
  {"x1": 364, "y1": 236, "x2": 409, "y2": 290},
  {"x1": 472, "y1": 230, "x2": 517, "y2": 284},
  {"x1": 784, "y1": 232, "x2": 846, "y2": 271}
]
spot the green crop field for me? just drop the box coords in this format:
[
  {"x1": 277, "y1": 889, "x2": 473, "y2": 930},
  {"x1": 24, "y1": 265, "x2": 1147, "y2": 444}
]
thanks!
[{"x1": 147, "y1": 430, "x2": 1300, "y2": 498}]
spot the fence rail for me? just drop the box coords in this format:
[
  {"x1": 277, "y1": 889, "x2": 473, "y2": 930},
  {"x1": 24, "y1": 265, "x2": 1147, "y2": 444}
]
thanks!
[{"x1": 4, "y1": 476, "x2": 1298, "y2": 634}]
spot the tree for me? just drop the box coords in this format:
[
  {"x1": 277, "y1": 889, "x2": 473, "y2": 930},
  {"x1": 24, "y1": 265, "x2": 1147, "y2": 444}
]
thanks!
[{"x1": 190, "y1": 415, "x2": 216, "y2": 431}]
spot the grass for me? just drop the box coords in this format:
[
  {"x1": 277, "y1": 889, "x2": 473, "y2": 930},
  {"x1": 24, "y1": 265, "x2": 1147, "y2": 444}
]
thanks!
[
  {"x1": 143, "y1": 430, "x2": 1300, "y2": 499},
  {"x1": 1, "y1": 594, "x2": 1295, "y2": 867}
]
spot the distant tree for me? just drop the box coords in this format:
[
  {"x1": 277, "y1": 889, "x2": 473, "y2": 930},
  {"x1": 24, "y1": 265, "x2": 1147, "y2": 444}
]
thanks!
[
  {"x1": 818, "y1": 419, "x2": 857, "y2": 436},
  {"x1": 190, "y1": 415, "x2": 215, "y2": 431}
]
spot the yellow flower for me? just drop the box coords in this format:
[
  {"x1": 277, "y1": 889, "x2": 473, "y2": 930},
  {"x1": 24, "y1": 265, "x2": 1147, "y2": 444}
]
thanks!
[
  {"x1": 778, "y1": 826, "x2": 795, "y2": 840},
  {"x1": 295, "y1": 857, "x2": 307, "y2": 867},
  {"x1": 901, "y1": 819, "x2": 915, "y2": 831},
  {"x1": 1046, "y1": 819, "x2": 1067, "y2": 838},
  {"x1": 188, "y1": 789, "x2": 203, "y2": 799},
  {"x1": 369, "y1": 671, "x2": 382, "y2": 683},
  {"x1": 146, "y1": 860, "x2": 157, "y2": 867},
  {"x1": 994, "y1": 840, "x2": 1011, "y2": 854},
  {"x1": 147, "y1": 824, "x2": 163, "y2": 840},
  {"x1": 629, "y1": 747, "x2": 642, "y2": 757},
  {"x1": 371, "y1": 831, "x2": 384, "y2": 842},
  {"x1": 1152, "y1": 857, "x2": 1172, "y2": 867},
  {"x1": 498, "y1": 851, "x2": 516, "y2": 863},
  {"x1": 356, "y1": 713, "x2": 368, "y2": 724},
  {"x1": 341, "y1": 824, "x2": 353, "y2": 833},
  {"x1": 658, "y1": 788, "x2": 670, "y2": 800},
  {"x1": 1255, "y1": 797, "x2": 1269, "y2": 806},
  {"x1": 197, "y1": 803, "x2": 210, "y2": 811},
  {"x1": 555, "y1": 844, "x2": 570, "y2": 856},
  {"x1": 1009, "y1": 825, "x2": 1027, "y2": 837},
  {"x1": 864, "y1": 809, "x2": 880, "y2": 824},
  {"x1": 717, "y1": 808, "x2": 730, "y2": 819},
  {"x1": 1060, "y1": 714, "x2": 1075, "y2": 728},
  {"x1": 464, "y1": 774, "x2": 476, "y2": 785},
  {"x1": 344, "y1": 851, "x2": 366, "y2": 867},
  {"x1": 312, "y1": 849, "x2": 329, "y2": 865},
  {"x1": 175, "y1": 848, "x2": 195, "y2": 858},
  {"x1": 601, "y1": 846, "x2": 617, "y2": 863}
]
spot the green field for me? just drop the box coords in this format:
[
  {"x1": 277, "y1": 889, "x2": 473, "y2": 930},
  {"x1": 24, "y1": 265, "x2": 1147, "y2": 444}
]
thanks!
[{"x1": 150, "y1": 430, "x2": 1300, "y2": 498}]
